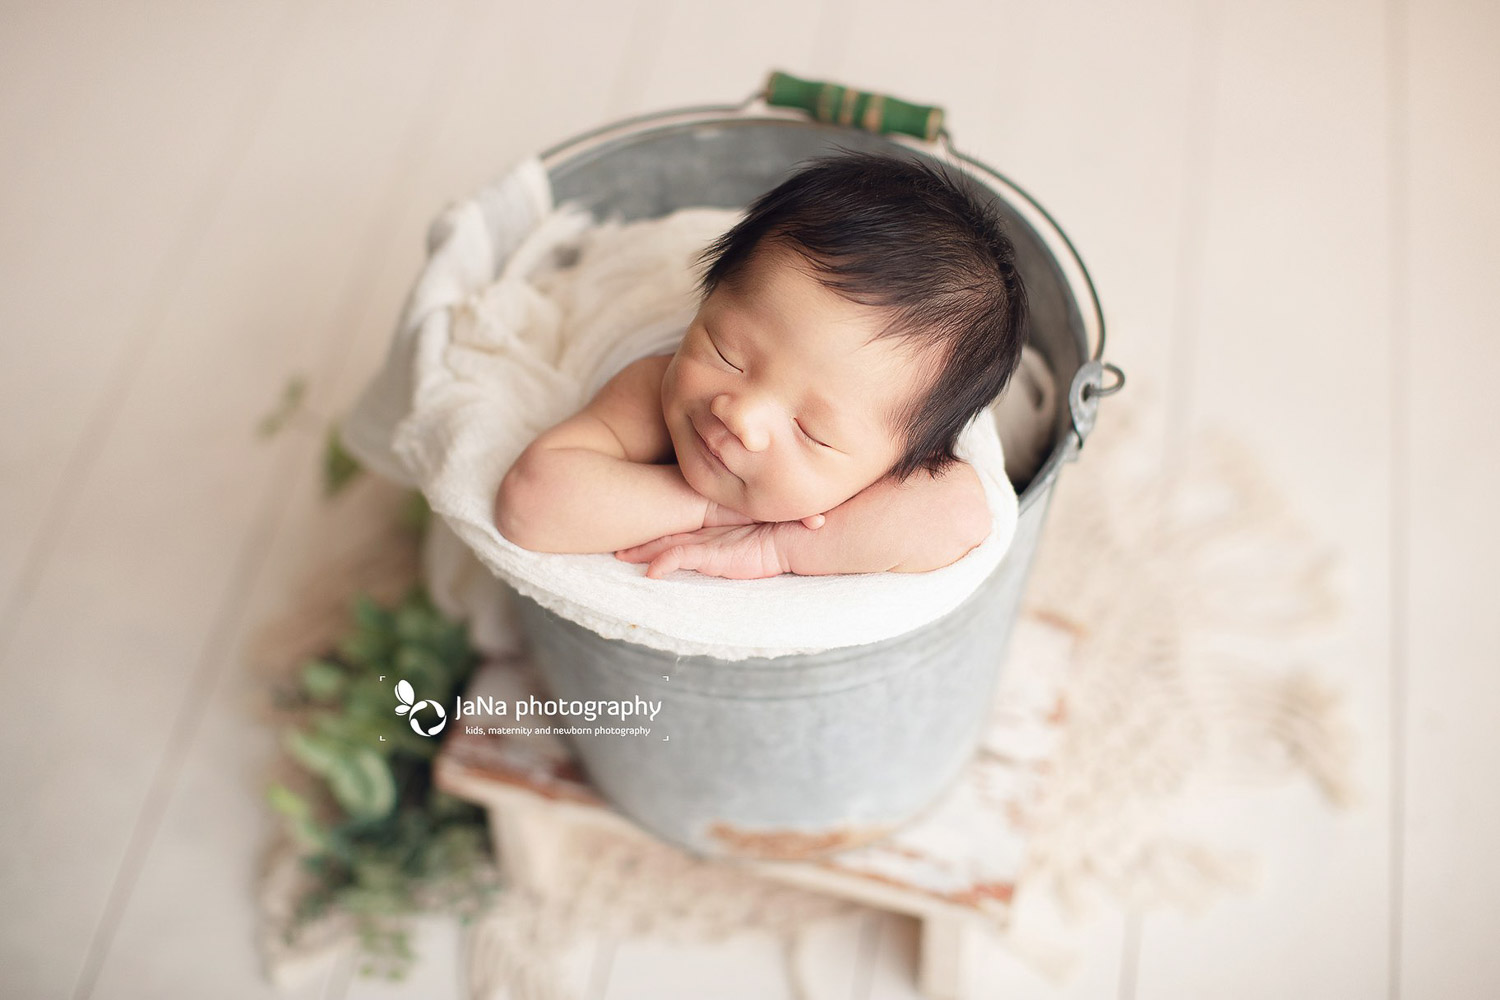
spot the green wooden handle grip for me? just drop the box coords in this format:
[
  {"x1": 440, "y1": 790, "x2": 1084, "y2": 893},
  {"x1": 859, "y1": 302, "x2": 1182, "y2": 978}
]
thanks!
[{"x1": 763, "y1": 70, "x2": 945, "y2": 142}]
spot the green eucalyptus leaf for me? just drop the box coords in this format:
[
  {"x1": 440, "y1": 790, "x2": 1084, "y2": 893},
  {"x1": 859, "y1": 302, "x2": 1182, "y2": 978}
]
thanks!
[
  {"x1": 269, "y1": 585, "x2": 490, "y2": 981},
  {"x1": 346, "y1": 679, "x2": 399, "y2": 720},
  {"x1": 291, "y1": 815, "x2": 333, "y2": 853},
  {"x1": 357, "y1": 860, "x2": 404, "y2": 891},
  {"x1": 337, "y1": 632, "x2": 391, "y2": 669},
  {"x1": 392, "y1": 646, "x2": 445, "y2": 694},
  {"x1": 393, "y1": 604, "x2": 436, "y2": 645},
  {"x1": 284, "y1": 730, "x2": 348, "y2": 778},
  {"x1": 324, "y1": 427, "x2": 362, "y2": 496},
  {"x1": 340, "y1": 885, "x2": 405, "y2": 915},
  {"x1": 382, "y1": 722, "x2": 435, "y2": 758},
  {"x1": 313, "y1": 713, "x2": 368, "y2": 746},
  {"x1": 327, "y1": 748, "x2": 397, "y2": 821},
  {"x1": 300, "y1": 659, "x2": 345, "y2": 700},
  {"x1": 439, "y1": 619, "x2": 472, "y2": 653},
  {"x1": 398, "y1": 492, "x2": 431, "y2": 535},
  {"x1": 266, "y1": 782, "x2": 312, "y2": 819},
  {"x1": 257, "y1": 376, "x2": 307, "y2": 439},
  {"x1": 353, "y1": 595, "x2": 393, "y2": 632},
  {"x1": 427, "y1": 789, "x2": 474, "y2": 821}
]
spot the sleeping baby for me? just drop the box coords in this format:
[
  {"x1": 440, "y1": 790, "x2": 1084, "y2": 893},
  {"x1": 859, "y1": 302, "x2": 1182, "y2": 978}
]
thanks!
[{"x1": 494, "y1": 150, "x2": 1028, "y2": 580}]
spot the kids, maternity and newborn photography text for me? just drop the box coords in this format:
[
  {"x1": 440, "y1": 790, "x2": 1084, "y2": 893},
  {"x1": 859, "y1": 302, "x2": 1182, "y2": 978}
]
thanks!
[{"x1": 454, "y1": 692, "x2": 664, "y2": 739}]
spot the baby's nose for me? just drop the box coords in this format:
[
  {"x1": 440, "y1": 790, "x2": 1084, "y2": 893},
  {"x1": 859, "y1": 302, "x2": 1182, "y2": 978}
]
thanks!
[{"x1": 711, "y1": 394, "x2": 772, "y2": 452}]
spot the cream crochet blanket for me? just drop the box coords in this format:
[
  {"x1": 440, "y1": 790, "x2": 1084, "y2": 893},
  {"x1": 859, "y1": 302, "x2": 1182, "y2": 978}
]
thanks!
[{"x1": 256, "y1": 379, "x2": 1356, "y2": 995}]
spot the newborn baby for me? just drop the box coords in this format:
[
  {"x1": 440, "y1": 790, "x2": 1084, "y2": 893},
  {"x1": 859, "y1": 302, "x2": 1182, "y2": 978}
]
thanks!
[{"x1": 495, "y1": 150, "x2": 1028, "y2": 580}]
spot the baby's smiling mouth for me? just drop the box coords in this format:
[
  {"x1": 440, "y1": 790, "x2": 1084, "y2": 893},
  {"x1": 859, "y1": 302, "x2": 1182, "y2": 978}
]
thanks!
[{"x1": 692, "y1": 419, "x2": 736, "y2": 475}]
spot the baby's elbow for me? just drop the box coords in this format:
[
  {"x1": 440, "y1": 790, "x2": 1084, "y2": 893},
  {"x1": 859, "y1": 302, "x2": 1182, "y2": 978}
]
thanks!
[
  {"x1": 894, "y1": 475, "x2": 992, "y2": 574},
  {"x1": 494, "y1": 453, "x2": 549, "y2": 551},
  {"x1": 494, "y1": 466, "x2": 526, "y2": 546}
]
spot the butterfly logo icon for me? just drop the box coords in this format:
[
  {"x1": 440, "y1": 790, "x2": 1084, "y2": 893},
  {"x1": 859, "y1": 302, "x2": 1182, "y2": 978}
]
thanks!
[{"x1": 394, "y1": 679, "x2": 447, "y2": 737}]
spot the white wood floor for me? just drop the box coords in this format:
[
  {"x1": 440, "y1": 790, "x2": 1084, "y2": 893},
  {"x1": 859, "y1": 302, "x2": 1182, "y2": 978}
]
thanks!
[{"x1": 1, "y1": 0, "x2": 1495, "y2": 997}]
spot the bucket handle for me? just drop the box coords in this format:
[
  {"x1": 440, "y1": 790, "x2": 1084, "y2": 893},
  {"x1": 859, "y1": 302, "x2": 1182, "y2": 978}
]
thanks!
[
  {"x1": 1067, "y1": 360, "x2": 1125, "y2": 454},
  {"x1": 762, "y1": 71, "x2": 946, "y2": 143}
]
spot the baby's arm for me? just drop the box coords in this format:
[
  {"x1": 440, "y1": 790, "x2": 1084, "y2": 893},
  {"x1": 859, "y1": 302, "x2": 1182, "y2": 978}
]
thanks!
[
  {"x1": 778, "y1": 461, "x2": 993, "y2": 575},
  {"x1": 495, "y1": 356, "x2": 716, "y2": 554},
  {"x1": 615, "y1": 460, "x2": 991, "y2": 578}
]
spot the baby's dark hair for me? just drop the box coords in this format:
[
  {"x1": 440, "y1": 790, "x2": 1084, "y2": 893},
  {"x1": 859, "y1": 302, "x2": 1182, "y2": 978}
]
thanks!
[{"x1": 694, "y1": 148, "x2": 1029, "y2": 483}]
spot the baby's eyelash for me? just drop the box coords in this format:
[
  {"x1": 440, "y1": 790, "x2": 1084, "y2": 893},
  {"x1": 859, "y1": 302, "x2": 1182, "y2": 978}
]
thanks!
[
  {"x1": 795, "y1": 421, "x2": 827, "y2": 448},
  {"x1": 707, "y1": 335, "x2": 741, "y2": 372}
]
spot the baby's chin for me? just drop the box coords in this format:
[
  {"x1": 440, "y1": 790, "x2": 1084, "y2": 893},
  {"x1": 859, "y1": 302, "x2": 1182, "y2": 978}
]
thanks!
[
  {"x1": 735, "y1": 490, "x2": 820, "y2": 525},
  {"x1": 673, "y1": 440, "x2": 818, "y2": 522},
  {"x1": 694, "y1": 476, "x2": 802, "y2": 524}
]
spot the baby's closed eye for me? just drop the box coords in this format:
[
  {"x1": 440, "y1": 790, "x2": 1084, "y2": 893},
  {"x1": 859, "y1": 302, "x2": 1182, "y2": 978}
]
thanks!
[{"x1": 793, "y1": 420, "x2": 828, "y2": 448}]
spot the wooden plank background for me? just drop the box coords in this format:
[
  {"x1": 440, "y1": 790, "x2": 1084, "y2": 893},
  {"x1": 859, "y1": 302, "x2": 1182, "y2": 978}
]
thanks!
[{"x1": 0, "y1": 0, "x2": 1495, "y2": 996}]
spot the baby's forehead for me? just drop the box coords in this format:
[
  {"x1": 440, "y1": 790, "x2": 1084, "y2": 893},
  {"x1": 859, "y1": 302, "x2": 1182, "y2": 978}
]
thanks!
[{"x1": 718, "y1": 244, "x2": 936, "y2": 414}]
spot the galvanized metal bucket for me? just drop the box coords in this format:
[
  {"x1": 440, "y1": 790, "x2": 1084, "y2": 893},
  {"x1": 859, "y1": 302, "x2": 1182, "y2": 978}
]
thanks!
[{"x1": 506, "y1": 74, "x2": 1120, "y2": 861}]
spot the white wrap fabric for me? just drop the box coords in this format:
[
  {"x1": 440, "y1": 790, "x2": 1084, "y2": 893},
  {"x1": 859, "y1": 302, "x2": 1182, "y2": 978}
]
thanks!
[{"x1": 341, "y1": 156, "x2": 1031, "y2": 660}]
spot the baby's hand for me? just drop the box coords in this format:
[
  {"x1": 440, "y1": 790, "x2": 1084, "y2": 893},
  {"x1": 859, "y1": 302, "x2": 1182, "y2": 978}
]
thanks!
[
  {"x1": 616, "y1": 522, "x2": 800, "y2": 580},
  {"x1": 701, "y1": 500, "x2": 757, "y2": 528},
  {"x1": 702, "y1": 500, "x2": 824, "y2": 530}
]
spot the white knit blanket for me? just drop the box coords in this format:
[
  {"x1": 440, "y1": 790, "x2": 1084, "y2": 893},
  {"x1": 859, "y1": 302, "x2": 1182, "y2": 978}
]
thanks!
[{"x1": 342, "y1": 157, "x2": 1043, "y2": 660}]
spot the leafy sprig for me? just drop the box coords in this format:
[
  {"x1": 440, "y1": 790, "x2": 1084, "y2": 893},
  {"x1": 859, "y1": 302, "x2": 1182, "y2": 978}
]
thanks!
[{"x1": 266, "y1": 586, "x2": 496, "y2": 980}]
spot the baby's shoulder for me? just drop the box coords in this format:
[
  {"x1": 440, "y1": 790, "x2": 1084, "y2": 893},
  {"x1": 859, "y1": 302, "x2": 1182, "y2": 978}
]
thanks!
[
  {"x1": 628, "y1": 352, "x2": 674, "y2": 382},
  {"x1": 597, "y1": 352, "x2": 671, "y2": 405},
  {"x1": 580, "y1": 353, "x2": 674, "y2": 464}
]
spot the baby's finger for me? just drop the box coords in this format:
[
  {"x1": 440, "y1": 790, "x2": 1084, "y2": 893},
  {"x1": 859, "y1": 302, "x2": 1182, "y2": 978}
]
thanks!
[
  {"x1": 616, "y1": 534, "x2": 688, "y2": 562},
  {"x1": 615, "y1": 543, "x2": 655, "y2": 562},
  {"x1": 645, "y1": 545, "x2": 692, "y2": 579},
  {"x1": 800, "y1": 513, "x2": 825, "y2": 530}
]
